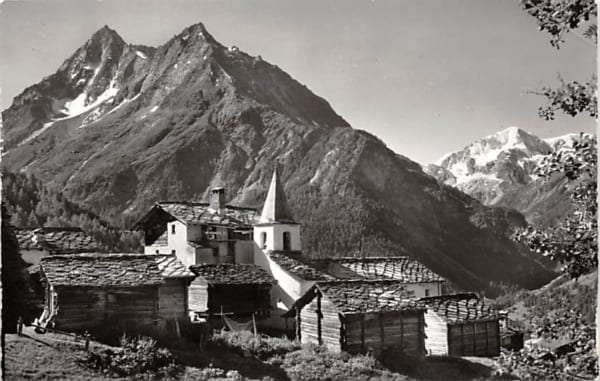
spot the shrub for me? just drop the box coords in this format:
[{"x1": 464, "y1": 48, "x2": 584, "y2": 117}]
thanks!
[
  {"x1": 210, "y1": 330, "x2": 300, "y2": 360},
  {"x1": 278, "y1": 343, "x2": 409, "y2": 381},
  {"x1": 84, "y1": 335, "x2": 178, "y2": 377}
]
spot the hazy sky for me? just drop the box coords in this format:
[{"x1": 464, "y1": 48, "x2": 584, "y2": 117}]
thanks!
[{"x1": 0, "y1": 0, "x2": 596, "y2": 163}]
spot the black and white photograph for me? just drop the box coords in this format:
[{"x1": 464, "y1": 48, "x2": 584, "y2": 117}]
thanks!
[{"x1": 0, "y1": 0, "x2": 597, "y2": 379}]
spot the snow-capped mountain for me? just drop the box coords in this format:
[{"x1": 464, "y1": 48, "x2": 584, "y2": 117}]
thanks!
[
  {"x1": 425, "y1": 127, "x2": 591, "y2": 226},
  {"x1": 2, "y1": 24, "x2": 556, "y2": 293}
]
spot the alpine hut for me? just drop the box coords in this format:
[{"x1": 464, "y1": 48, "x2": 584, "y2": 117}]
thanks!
[
  {"x1": 188, "y1": 263, "x2": 276, "y2": 318},
  {"x1": 420, "y1": 293, "x2": 500, "y2": 357},
  {"x1": 38, "y1": 254, "x2": 164, "y2": 336},
  {"x1": 285, "y1": 280, "x2": 427, "y2": 357}
]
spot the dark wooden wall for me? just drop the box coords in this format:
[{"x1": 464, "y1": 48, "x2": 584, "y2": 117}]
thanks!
[
  {"x1": 299, "y1": 293, "x2": 426, "y2": 357},
  {"x1": 342, "y1": 310, "x2": 425, "y2": 357},
  {"x1": 299, "y1": 291, "x2": 341, "y2": 351},
  {"x1": 53, "y1": 286, "x2": 158, "y2": 334},
  {"x1": 158, "y1": 279, "x2": 188, "y2": 319},
  {"x1": 188, "y1": 278, "x2": 271, "y2": 315},
  {"x1": 448, "y1": 320, "x2": 500, "y2": 357}
]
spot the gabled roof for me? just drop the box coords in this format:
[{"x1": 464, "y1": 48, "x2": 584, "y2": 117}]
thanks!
[
  {"x1": 136, "y1": 201, "x2": 258, "y2": 228},
  {"x1": 40, "y1": 254, "x2": 164, "y2": 287},
  {"x1": 153, "y1": 255, "x2": 195, "y2": 279},
  {"x1": 148, "y1": 231, "x2": 168, "y2": 247},
  {"x1": 420, "y1": 293, "x2": 498, "y2": 324},
  {"x1": 267, "y1": 250, "x2": 334, "y2": 281},
  {"x1": 286, "y1": 280, "x2": 425, "y2": 317},
  {"x1": 259, "y1": 169, "x2": 297, "y2": 224},
  {"x1": 189, "y1": 264, "x2": 276, "y2": 285},
  {"x1": 324, "y1": 257, "x2": 445, "y2": 283},
  {"x1": 16, "y1": 227, "x2": 104, "y2": 254}
]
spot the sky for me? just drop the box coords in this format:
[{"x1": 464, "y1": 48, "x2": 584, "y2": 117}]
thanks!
[{"x1": 0, "y1": 0, "x2": 596, "y2": 163}]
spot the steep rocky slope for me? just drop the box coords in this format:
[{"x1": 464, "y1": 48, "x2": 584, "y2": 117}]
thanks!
[
  {"x1": 425, "y1": 127, "x2": 589, "y2": 226},
  {"x1": 2, "y1": 24, "x2": 555, "y2": 294}
]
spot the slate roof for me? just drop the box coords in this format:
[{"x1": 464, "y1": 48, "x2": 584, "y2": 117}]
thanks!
[
  {"x1": 286, "y1": 280, "x2": 425, "y2": 317},
  {"x1": 153, "y1": 255, "x2": 195, "y2": 279},
  {"x1": 259, "y1": 169, "x2": 297, "y2": 224},
  {"x1": 40, "y1": 254, "x2": 164, "y2": 287},
  {"x1": 148, "y1": 231, "x2": 168, "y2": 246},
  {"x1": 328, "y1": 257, "x2": 445, "y2": 283},
  {"x1": 267, "y1": 251, "x2": 334, "y2": 281},
  {"x1": 189, "y1": 264, "x2": 276, "y2": 285},
  {"x1": 154, "y1": 202, "x2": 258, "y2": 227},
  {"x1": 420, "y1": 293, "x2": 498, "y2": 324},
  {"x1": 15, "y1": 227, "x2": 103, "y2": 254}
]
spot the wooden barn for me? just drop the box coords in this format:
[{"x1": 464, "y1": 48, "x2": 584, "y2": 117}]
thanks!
[
  {"x1": 285, "y1": 280, "x2": 426, "y2": 357},
  {"x1": 38, "y1": 254, "x2": 164, "y2": 336},
  {"x1": 420, "y1": 293, "x2": 500, "y2": 357},
  {"x1": 188, "y1": 264, "x2": 276, "y2": 318}
]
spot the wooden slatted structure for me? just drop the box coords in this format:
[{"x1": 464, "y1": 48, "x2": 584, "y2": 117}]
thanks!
[
  {"x1": 39, "y1": 254, "x2": 164, "y2": 337},
  {"x1": 189, "y1": 264, "x2": 276, "y2": 316},
  {"x1": 421, "y1": 293, "x2": 500, "y2": 357},
  {"x1": 286, "y1": 280, "x2": 427, "y2": 357}
]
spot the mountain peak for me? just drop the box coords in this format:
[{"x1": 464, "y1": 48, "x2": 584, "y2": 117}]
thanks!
[{"x1": 89, "y1": 25, "x2": 124, "y2": 45}]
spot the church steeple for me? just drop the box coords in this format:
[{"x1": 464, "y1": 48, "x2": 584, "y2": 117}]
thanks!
[{"x1": 259, "y1": 168, "x2": 296, "y2": 224}]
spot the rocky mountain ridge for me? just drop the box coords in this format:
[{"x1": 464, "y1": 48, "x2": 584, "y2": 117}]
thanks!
[
  {"x1": 2, "y1": 23, "x2": 555, "y2": 294},
  {"x1": 424, "y1": 127, "x2": 590, "y2": 226}
]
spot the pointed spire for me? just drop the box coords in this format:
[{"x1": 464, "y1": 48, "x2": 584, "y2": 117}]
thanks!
[{"x1": 259, "y1": 167, "x2": 296, "y2": 224}]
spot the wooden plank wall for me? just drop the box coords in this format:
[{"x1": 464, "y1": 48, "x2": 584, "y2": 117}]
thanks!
[
  {"x1": 342, "y1": 311, "x2": 425, "y2": 357},
  {"x1": 189, "y1": 278, "x2": 209, "y2": 312},
  {"x1": 209, "y1": 285, "x2": 271, "y2": 314},
  {"x1": 158, "y1": 279, "x2": 188, "y2": 319},
  {"x1": 300, "y1": 293, "x2": 342, "y2": 351},
  {"x1": 448, "y1": 320, "x2": 500, "y2": 357},
  {"x1": 189, "y1": 278, "x2": 271, "y2": 315},
  {"x1": 54, "y1": 286, "x2": 158, "y2": 333},
  {"x1": 423, "y1": 309, "x2": 449, "y2": 356}
]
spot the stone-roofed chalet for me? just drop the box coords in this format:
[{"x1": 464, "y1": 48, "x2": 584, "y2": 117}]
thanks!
[
  {"x1": 38, "y1": 254, "x2": 194, "y2": 339},
  {"x1": 134, "y1": 187, "x2": 259, "y2": 267},
  {"x1": 39, "y1": 254, "x2": 163, "y2": 334},
  {"x1": 419, "y1": 293, "x2": 500, "y2": 357},
  {"x1": 285, "y1": 280, "x2": 426, "y2": 357},
  {"x1": 317, "y1": 256, "x2": 446, "y2": 298},
  {"x1": 16, "y1": 227, "x2": 104, "y2": 271},
  {"x1": 188, "y1": 264, "x2": 276, "y2": 317}
]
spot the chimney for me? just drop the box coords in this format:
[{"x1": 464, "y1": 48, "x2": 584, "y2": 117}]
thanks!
[{"x1": 210, "y1": 187, "x2": 225, "y2": 214}]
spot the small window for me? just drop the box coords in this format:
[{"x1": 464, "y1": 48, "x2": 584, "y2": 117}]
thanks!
[
  {"x1": 155, "y1": 250, "x2": 159, "y2": 254},
  {"x1": 283, "y1": 232, "x2": 291, "y2": 251},
  {"x1": 171, "y1": 249, "x2": 176, "y2": 255},
  {"x1": 425, "y1": 289, "x2": 430, "y2": 297},
  {"x1": 171, "y1": 224, "x2": 176, "y2": 234},
  {"x1": 260, "y1": 232, "x2": 267, "y2": 249}
]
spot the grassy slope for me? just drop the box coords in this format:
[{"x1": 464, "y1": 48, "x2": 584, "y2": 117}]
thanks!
[
  {"x1": 4, "y1": 333, "x2": 113, "y2": 380},
  {"x1": 501, "y1": 270, "x2": 596, "y2": 330}
]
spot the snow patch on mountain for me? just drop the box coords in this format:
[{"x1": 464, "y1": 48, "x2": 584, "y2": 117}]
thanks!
[{"x1": 426, "y1": 127, "x2": 589, "y2": 206}]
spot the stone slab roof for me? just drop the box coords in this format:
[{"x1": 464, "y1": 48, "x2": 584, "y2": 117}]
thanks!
[
  {"x1": 420, "y1": 293, "x2": 498, "y2": 324},
  {"x1": 156, "y1": 202, "x2": 258, "y2": 227},
  {"x1": 323, "y1": 257, "x2": 445, "y2": 283},
  {"x1": 16, "y1": 227, "x2": 103, "y2": 254},
  {"x1": 189, "y1": 264, "x2": 276, "y2": 285},
  {"x1": 148, "y1": 231, "x2": 168, "y2": 246},
  {"x1": 153, "y1": 255, "x2": 195, "y2": 279},
  {"x1": 267, "y1": 251, "x2": 334, "y2": 281},
  {"x1": 41, "y1": 254, "x2": 163, "y2": 287},
  {"x1": 317, "y1": 280, "x2": 426, "y2": 314},
  {"x1": 286, "y1": 280, "x2": 426, "y2": 317}
]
